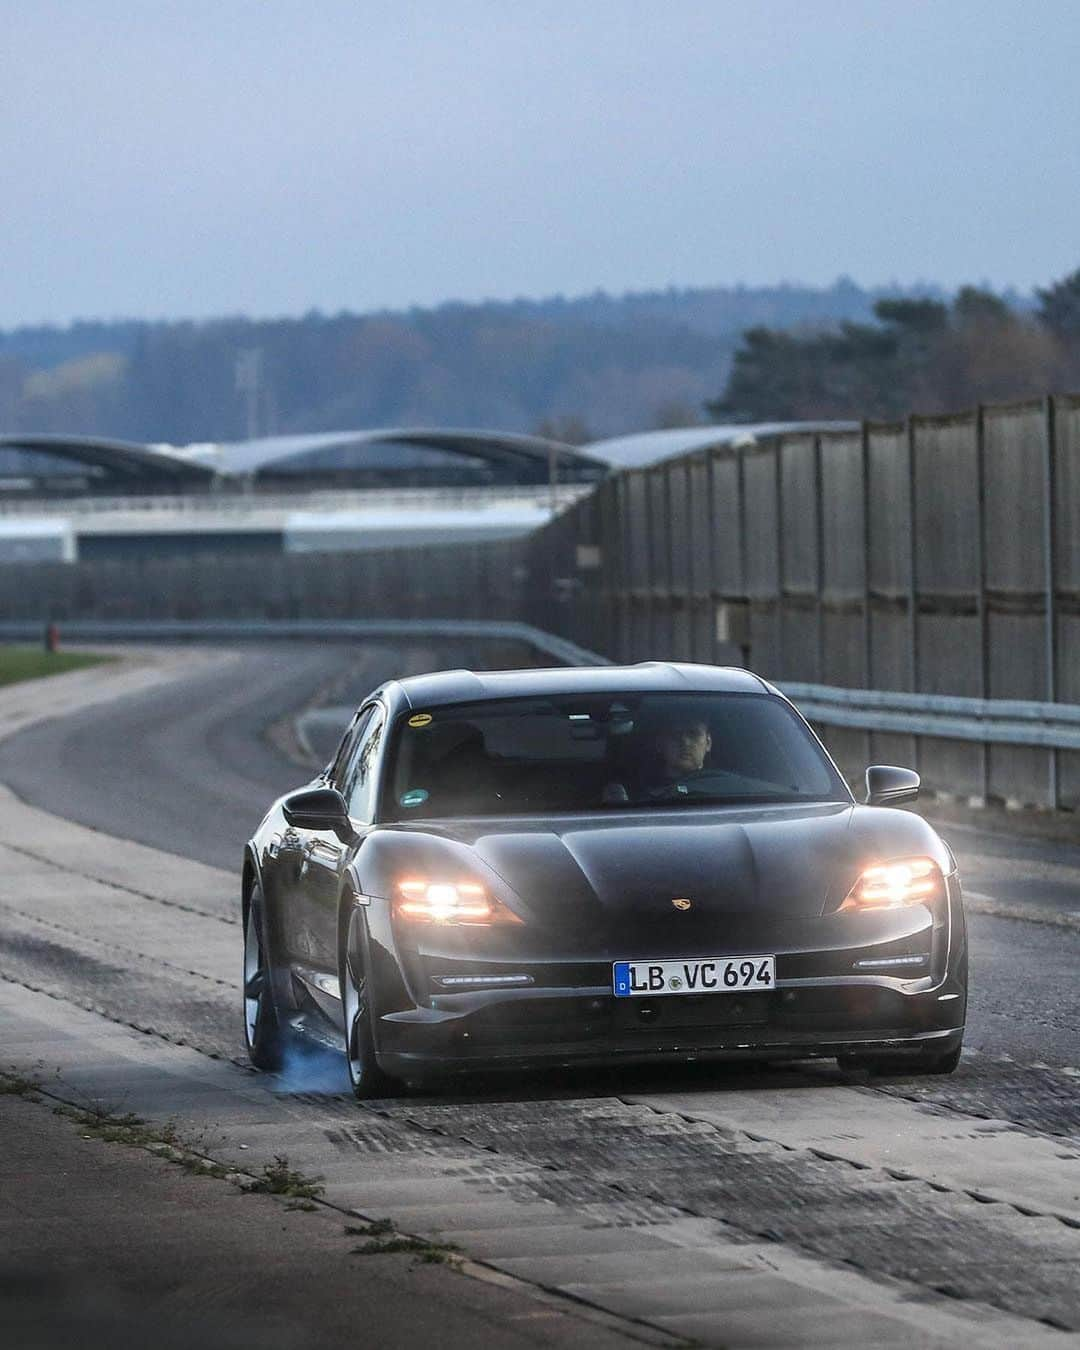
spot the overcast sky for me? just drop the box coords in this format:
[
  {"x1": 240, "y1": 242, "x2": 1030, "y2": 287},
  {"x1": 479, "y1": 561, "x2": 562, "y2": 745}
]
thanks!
[{"x1": 3, "y1": 1, "x2": 1079, "y2": 326}]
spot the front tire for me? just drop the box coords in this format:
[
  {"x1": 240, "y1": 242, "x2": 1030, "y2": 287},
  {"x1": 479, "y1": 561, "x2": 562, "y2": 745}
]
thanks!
[
  {"x1": 341, "y1": 907, "x2": 399, "y2": 1099},
  {"x1": 243, "y1": 883, "x2": 285, "y2": 1070}
]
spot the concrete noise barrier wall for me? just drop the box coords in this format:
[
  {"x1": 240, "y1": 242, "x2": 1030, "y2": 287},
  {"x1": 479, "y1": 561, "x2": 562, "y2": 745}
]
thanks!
[
  {"x1": 519, "y1": 394, "x2": 1080, "y2": 811},
  {"x1": 0, "y1": 537, "x2": 527, "y2": 628}
]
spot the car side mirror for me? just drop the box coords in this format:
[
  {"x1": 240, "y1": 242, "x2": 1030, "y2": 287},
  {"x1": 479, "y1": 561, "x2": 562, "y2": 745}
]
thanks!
[
  {"x1": 865, "y1": 765, "x2": 920, "y2": 807},
  {"x1": 282, "y1": 786, "x2": 354, "y2": 839}
]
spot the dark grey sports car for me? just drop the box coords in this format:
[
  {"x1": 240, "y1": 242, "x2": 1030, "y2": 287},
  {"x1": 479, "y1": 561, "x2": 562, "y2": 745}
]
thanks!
[{"x1": 242, "y1": 663, "x2": 967, "y2": 1096}]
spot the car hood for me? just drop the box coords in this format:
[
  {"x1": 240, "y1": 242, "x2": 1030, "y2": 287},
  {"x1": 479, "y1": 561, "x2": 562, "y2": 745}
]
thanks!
[
  {"x1": 379, "y1": 801, "x2": 902, "y2": 935},
  {"x1": 469, "y1": 804, "x2": 854, "y2": 933},
  {"x1": 370, "y1": 800, "x2": 949, "y2": 951}
]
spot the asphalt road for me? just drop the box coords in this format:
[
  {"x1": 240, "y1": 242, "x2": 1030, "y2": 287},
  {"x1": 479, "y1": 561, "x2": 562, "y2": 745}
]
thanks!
[
  {"x1": 2, "y1": 641, "x2": 1078, "y2": 1071},
  {"x1": 1, "y1": 642, "x2": 1079, "y2": 1343}
]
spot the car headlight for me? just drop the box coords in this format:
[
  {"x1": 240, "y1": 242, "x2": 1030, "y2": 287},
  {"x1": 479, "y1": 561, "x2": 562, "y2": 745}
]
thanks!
[
  {"x1": 394, "y1": 879, "x2": 522, "y2": 926},
  {"x1": 839, "y1": 857, "x2": 943, "y2": 912}
]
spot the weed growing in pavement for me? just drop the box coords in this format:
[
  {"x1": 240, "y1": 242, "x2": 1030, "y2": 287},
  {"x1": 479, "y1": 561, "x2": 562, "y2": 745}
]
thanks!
[
  {"x1": 0, "y1": 1068, "x2": 42, "y2": 1097},
  {"x1": 345, "y1": 1219, "x2": 395, "y2": 1237},
  {"x1": 14, "y1": 1074, "x2": 336, "y2": 1213},
  {"x1": 347, "y1": 1218, "x2": 459, "y2": 1265},
  {"x1": 244, "y1": 1154, "x2": 325, "y2": 1201},
  {"x1": 354, "y1": 1235, "x2": 461, "y2": 1264},
  {"x1": 50, "y1": 1102, "x2": 229, "y2": 1178}
]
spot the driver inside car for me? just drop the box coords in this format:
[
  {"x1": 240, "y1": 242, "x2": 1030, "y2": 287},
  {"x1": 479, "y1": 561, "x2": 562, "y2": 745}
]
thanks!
[
  {"x1": 653, "y1": 717, "x2": 712, "y2": 785},
  {"x1": 602, "y1": 713, "x2": 713, "y2": 803}
]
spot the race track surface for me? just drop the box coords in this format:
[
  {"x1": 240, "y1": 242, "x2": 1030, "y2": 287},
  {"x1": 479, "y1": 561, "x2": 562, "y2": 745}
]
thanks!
[{"x1": 1, "y1": 641, "x2": 1079, "y2": 1347}]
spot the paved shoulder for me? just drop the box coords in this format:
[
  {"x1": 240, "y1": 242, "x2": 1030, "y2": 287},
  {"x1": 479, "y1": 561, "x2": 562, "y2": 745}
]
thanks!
[{"x1": 0, "y1": 1088, "x2": 646, "y2": 1350}]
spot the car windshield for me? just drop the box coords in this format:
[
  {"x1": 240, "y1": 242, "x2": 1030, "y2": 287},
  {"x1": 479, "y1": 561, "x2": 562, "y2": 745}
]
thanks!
[{"x1": 381, "y1": 691, "x2": 848, "y2": 821}]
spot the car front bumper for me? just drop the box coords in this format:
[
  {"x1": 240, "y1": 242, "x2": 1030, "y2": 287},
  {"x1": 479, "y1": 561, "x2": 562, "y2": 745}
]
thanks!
[
  {"x1": 370, "y1": 878, "x2": 968, "y2": 1078},
  {"x1": 374, "y1": 974, "x2": 966, "y2": 1077}
]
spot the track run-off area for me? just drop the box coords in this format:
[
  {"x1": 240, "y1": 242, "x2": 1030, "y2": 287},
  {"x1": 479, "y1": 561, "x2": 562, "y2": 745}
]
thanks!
[{"x1": 1, "y1": 642, "x2": 1079, "y2": 1349}]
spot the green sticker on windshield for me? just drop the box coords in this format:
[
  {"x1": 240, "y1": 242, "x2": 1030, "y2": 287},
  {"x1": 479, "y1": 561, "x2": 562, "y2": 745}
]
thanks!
[{"x1": 399, "y1": 788, "x2": 429, "y2": 808}]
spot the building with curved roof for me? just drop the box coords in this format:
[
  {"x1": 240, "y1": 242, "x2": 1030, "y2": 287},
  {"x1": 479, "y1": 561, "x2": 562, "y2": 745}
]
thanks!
[
  {"x1": 185, "y1": 428, "x2": 607, "y2": 488},
  {"x1": 583, "y1": 422, "x2": 859, "y2": 470},
  {"x1": 0, "y1": 434, "x2": 215, "y2": 495}
]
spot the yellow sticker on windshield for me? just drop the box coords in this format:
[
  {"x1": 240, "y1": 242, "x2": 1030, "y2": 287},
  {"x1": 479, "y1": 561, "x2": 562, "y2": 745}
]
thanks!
[{"x1": 407, "y1": 713, "x2": 433, "y2": 728}]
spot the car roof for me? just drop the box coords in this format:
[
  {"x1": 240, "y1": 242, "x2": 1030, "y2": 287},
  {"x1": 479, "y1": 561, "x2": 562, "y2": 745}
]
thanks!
[{"x1": 389, "y1": 662, "x2": 772, "y2": 711}]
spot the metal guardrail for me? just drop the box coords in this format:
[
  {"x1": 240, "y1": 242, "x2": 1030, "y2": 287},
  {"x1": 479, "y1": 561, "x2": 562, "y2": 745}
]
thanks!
[
  {"x1": 0, "y1": 484, "x2": 590, "y2": 520},
  {"x1": 3, "y1": 618, "x2": 1077, "y2": 751},
  {"x1": 782, "y1": 683, "x2": 1080, "y2": 752}
]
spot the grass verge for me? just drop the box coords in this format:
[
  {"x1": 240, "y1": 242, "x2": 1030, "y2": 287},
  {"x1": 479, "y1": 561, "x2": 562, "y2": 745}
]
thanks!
[{"x1": 0, "y1": 645, "x2": 111, "y2": 688}]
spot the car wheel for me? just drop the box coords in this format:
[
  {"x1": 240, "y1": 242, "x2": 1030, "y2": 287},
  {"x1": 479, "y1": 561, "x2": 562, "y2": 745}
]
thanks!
[
  {"x1": 342, "y1": 907, "x2": 399, "y2": 1099},
  {"x1": 838, "y1": 1041, "x2": 963, "y2": 1077},
  {"x1": 243, "y1": 883, "x2": 285, "y2": 1071}
]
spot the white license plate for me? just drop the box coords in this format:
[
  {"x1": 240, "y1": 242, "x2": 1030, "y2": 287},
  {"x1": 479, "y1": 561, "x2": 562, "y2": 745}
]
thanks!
[{"x1": 613, "y1": 956, "x2": 775, "y2": 998}]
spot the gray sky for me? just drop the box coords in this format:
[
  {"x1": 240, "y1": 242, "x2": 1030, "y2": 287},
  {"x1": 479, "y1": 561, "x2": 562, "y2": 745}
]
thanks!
[{"x1": 3, "y1": 0, "x2": 1079, "y2": 325}]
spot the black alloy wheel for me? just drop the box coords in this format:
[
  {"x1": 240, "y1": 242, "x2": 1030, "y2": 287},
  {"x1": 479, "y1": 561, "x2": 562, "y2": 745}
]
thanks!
[
  {"x1": 341, "y1": 907, "x2": 398, "y2": 1099},
  {"x1": 243, "y1": 883, "x2": 285, "y2": 1070}
]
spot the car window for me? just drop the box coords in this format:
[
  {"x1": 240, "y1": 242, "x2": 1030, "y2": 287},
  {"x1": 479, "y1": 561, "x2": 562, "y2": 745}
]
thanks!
[
  {"x1": 328, "y1": 710, "x2": 366, "y2": 789},
  {"x1": 343, "y1": 706, "x2": 385, "y2": 822},
  {"x1": 381, "y1": 692, "x2": 848, "y2": 820}
]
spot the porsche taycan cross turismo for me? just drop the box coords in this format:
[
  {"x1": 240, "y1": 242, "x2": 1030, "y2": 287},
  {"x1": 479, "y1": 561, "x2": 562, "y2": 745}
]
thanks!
[{"x1": 242, "y1": 663, "x2": 967, "y2": 1097}]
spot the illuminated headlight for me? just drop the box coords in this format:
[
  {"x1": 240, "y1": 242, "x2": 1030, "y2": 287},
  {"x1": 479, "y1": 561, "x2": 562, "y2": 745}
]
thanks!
[
  {"x1": 839, "y1": 857, "x2": 943, "y2": 912},
  {"x1": 394, "y1": 879, "x2": 521, "y2": 926}
]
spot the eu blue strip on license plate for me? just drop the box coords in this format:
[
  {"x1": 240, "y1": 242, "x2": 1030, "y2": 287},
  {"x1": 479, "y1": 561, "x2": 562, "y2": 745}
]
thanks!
[{"x1": 613, "y1": 956, "x2": 775, "y2": 997}]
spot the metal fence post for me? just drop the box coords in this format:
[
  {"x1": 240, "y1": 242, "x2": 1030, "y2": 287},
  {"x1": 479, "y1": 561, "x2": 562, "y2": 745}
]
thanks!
[
  {"x1": 813, "y1": 434, "x2": 825, "y2": 683},
  {"x1": 1044, "y1": 394, "x2": 1059, "y2": 807},
  {"x1": 642, "y1": 469, "x2": 654, "y2": 660},
  {"x1": 684, "y1": 457, "x2": 697, "y2": 660},
  {"x1": 775, "y1": 441, "x2": 785, "y2": 679},
  {"x1": 705, "y1": 448, "x2": 717, "y2": 663},
  {"x1": 663, "y1": 465, "x2": 676, "y2": 657},
  {"x1": 975, "y1": 404, "x2": 990, "y2": 803},
  {"x1": 736, "y1": 446, "x2": 749, "y2": 667},
  {"x1": 906, "y1": 417, "x2": 920, "y2": 771},
  {"x1": 860, "y1": 421, "x2": 873, "y2": 764}
]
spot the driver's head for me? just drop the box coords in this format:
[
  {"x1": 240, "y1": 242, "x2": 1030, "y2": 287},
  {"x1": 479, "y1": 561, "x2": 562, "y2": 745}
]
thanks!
[{"x1": 654, "y1": 717, "x2": 711, "y2": 778}]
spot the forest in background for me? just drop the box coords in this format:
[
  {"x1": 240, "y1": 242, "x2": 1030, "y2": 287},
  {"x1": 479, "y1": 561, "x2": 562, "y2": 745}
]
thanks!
[
  {"x1": 715, "y1": 271, "x2": 1080, "y2": 423},
  {"x1": 3, "y1": 272, "x2": 1078, "y2": 445},
  {"x1": 0, "y1": 279, "x2": 942, "y2": 443}
]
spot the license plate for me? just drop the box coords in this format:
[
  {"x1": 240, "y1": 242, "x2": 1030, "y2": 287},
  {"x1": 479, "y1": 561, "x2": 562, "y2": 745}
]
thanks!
[{"x1": 613, "y1": 956, "x2": 775, "y2": 998}]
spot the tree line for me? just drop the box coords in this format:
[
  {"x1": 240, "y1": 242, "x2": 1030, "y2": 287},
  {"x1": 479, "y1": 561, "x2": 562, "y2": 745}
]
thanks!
[
  {"x1": 713, "y1": 270, "x2": 1080, "y2": 422},
  {"x1": 1, "y1": 273, "x2": 1077, "y2": 443}
]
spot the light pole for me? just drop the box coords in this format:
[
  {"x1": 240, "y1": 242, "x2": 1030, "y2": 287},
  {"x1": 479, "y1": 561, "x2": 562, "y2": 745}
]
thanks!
[{"x1": 235, "y1": 348, "x2": 263, "y2": 440}]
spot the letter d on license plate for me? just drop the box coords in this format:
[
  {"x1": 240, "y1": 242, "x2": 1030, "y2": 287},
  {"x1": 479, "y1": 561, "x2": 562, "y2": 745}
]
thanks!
[{"x1": 613, "y1": 956, "x2": 775, "y2": 997}]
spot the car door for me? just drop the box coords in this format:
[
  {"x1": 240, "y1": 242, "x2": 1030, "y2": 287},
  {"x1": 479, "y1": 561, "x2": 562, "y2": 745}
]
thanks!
[
  {"x1": 276, "y1": 708, "x2": 367, "y2": 966},
  {"x1": 300, "y1": 703, "x2": 386, "y2": 972}
]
